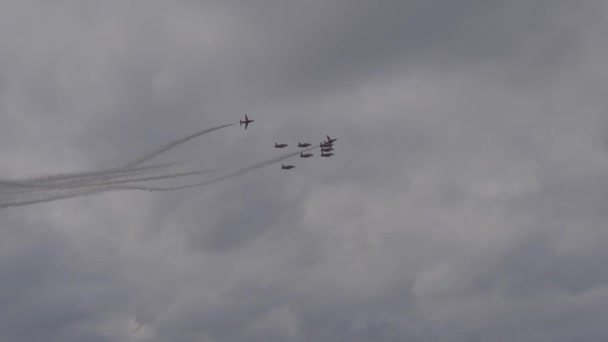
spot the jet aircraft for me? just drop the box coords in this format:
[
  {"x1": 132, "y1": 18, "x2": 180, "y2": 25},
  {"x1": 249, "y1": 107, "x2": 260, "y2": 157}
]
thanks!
[
  {"x1": 320, "y1": 152, "x2": 334, "y2": 157},
  {"x1": 298, "y1": 142, "x2": 312, "y2": 147},
  {"x1": 281, "y1": 164, "x2": 295, "y2": 169},
  {"x1": 275, "y1": 143, "x2": 288, "y2": 148},
  {"x1": 325, "y1": 135, "x2": 337, "y2": 144},
  {"x1": 320, "y1": 147, "x2": 334, "y2": 152},
  {"x1": 300, "y1": 152, "x2": 313, "y2": 158},
  {"x1": 240, "y1": 115, "x2": 254, "y2": 129}
]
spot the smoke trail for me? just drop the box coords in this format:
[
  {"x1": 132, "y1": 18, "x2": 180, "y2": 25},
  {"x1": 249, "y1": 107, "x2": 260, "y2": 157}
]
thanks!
[
  {"x1": 0, "y1": 166, "x2": 204, "y2": 197},
  {"x1": 25, "y1": 163, "x2": 192, "y2": 191},
  {"x1": 0, "y1": 122, "x2": 234, "y2": 189},
  {"x1": 121, "y1": 123, "x2": 236, "y2": 168},
  {"x1": 0, "y1": 145, "x2": 318, "y2": 209},
  {"x1": 0, "y1": 162, "x2": 169, "y2": 187},
  {"x1": 0, "y1": 162, "x2": 182, "y2": 190},
  {"x1": 0, "y1": 188, "x2": 110, "y2": 209},
  {"x1": 43, "y1": 167, "x2": 223, "y2": 190},
  {"x1": 0, "y1": 167, "x2": 222, "y2": 208},
  {"x1": 0, "y1": 122, "x2": 240, "y2": 208},
  {"x1": 113, "y1": 145, "x2": 319, "y2": 192}
]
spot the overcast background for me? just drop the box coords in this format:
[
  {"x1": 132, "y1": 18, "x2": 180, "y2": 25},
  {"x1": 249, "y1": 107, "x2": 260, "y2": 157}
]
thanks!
[{"x1": 1, "y1": 1, "x2": 608, "y2": 341}]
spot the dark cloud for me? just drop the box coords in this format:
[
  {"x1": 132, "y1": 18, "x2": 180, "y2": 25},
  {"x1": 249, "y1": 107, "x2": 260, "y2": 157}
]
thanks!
[{"x1": 1, "y1": 0, "x2": 608, "y2": 341}]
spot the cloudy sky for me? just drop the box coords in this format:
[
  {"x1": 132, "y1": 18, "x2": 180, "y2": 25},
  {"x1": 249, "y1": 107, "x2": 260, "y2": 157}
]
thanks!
[{"x1": 1, "y1": 0, "x2": 608, "y2": 341}]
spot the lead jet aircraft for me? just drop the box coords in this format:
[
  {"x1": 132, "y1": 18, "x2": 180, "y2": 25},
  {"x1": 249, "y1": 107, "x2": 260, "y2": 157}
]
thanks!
[
  {"x1": 320, "y1": 152, "x2": 334, "y2": 157},
  {"x1": 240, "y1": 115, "x2": 254, "y2": 130},
  {"x1": 298, "y1": 142, "x2": 312, "y2": 147},
  {"x1": 300, "y1": 152, "x2": 313, "y2": 158},
  {"x1": 320, "y1": 141, "x2": 333, "y2": 148},
  {"x1": 275, "y1": 143, "x2": 288, "y2": 148},
  {"x1": 281, "y1": 164, "x2": 295, "y2": 169}
]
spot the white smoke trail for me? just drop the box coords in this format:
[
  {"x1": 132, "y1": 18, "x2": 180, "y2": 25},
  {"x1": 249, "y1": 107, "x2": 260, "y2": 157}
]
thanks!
[
  {"x1": 45, "y1": 167, "x2": 223, "y2": 190},
  {"x1": 24, "y1": 163, "x2": 190, "y2": 191},
  {"x1": 0, "y1": 126, "x2": 319, "y2": 209},
  {"x1": 0, "y1": 122, "x2": 234, "y2": 188},
  {"x1": 0, "y1": 188, "x2": 109, "y2": 209},
  {"x1": 0, "y1": 146, "x2": 317, "y2": 208},
  {"x1": 0, "y1": 167, "x2": 221, "y2": 208},
  {"x1": 108, "y1": 145, "x2": 319, "y2": 192},
  {"x1": 0, "y1": 162, "x2": 182, "y2": 190},
  {"x1": 121, "y1": 123, "x2": 236, "y2": 168}
]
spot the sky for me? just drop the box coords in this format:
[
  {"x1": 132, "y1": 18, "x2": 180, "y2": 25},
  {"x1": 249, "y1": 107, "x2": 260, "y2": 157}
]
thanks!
[{"x1": 1, "y1": 0, "x2": 608, "y2": 341}]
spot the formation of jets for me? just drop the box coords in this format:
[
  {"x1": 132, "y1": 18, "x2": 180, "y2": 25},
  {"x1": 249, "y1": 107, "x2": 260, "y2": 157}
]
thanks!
[
  {"x1": 285, "y1": 135, "x2": 337, "y2": 168},
  {"x1": 240, "y1": 115, "x2": 337, "y2": 170}
]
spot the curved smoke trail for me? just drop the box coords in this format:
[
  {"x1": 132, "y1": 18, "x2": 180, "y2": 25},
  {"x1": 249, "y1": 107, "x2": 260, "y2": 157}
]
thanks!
[
  {"x1": 0, "y1": 122, "x2": 234, "y2": 188},
  {"x1": 0, "y1": 123, "x2": 321, "y2": 209},
  {"x1": 121, "y1": 123, "x2": 236, "y2": 168},
  {"x1": 103, "y1": 145, "x2": 319, "y2": 192},
  {"x1": 0, "y1": 146, "x2": 317, "y2": 208},
  {"x1": 0, "y1": 162, "x2": 181, "y2": 190},
  {"x1": 0, "y1": 167, "x2": 221, "y2": 208}
]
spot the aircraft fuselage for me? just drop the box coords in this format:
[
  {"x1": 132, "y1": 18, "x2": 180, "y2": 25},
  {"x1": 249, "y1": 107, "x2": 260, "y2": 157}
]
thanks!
[{"x1": 240, "y1": 115, "x2": 254, "y2": 129}]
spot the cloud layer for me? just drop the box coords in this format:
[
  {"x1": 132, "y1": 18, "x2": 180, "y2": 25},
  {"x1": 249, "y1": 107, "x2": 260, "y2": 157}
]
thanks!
[{"x1": 1, "y1": 1, "x2": 608, "y2": 341}]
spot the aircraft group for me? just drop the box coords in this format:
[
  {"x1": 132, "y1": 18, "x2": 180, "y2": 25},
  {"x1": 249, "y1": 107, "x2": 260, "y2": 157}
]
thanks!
[{"x1": 240, "y1": 115, "x2": 336, "y2": 170}]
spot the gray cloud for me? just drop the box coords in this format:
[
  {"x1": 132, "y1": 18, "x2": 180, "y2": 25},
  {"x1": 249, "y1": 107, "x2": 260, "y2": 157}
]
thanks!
[{"x1": 1, "y1": 0, "x2": 608, "y2": 341}]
